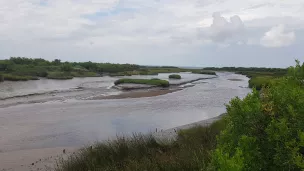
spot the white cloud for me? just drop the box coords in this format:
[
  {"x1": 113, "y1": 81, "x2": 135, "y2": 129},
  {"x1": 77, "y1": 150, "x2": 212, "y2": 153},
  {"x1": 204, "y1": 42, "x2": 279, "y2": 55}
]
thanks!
[
  {"x1": 0, "y1": 0, "x2": 303, "y2": 66},
  {"x1": 208, "y1": 13, "x2": 245, "y2": 43},
  {"x1": 260, "y1": 25, "x2": 296, "y2": 47}
]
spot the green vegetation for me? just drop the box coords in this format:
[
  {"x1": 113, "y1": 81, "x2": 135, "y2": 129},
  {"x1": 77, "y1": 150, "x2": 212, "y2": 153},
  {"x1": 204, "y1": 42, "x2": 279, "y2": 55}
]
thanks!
[
  {"x1": 0, "y1": 57, "x2": 140, "y2": 81},
  {"x1": 47, "y1": 72, "x2": 74, "y2": 80},
  {"x1": 0, "y1": 74, "x2": 4, "y2": 82},
  {"x1": 56, "y1": 119, "x2": 226, "y2": 171},
  {"x1": 209, "y1": 61, "x2": 304, "y2": 171},
  {"x1": 203, "y1": 66, "x2": 287, "y2": 76},
  {"x1": 192, "y1": 70, "x2": 217, "y2": 75},
  {"x1": 2, "y1": 74, "x2": 38, "y2": 81},
  {"x1": 169, "y1": 74, "x2": 181, "y2": 79},
  {"x1": 248, "y1": 76, "x2": 274, "y2": 90},
  {"x1": 114, "y1": 78, "x2": 170, "y2": 87},
  {"x1": 56, "y1": 61, "x2": 304, "y2": 171},
  {"x1": 203, "y1": 66, "x2": 288, "y2": 90}
]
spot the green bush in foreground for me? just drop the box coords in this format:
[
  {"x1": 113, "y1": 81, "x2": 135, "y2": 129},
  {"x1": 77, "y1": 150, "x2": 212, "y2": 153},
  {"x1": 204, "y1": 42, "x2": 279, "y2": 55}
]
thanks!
[
  {"x1": 192, "y1": 70, "x2": 216, "y2": 75},
  {"x1": 209, "y1": 61, "x2": 304, "y2": 171},
  {"x1": 114, "y1": 78, "x2": 170, "y2": 87},
  {"x1": 169, "y1": 74, "x2": 181, "y2": 79},
  {"x1": 56, "y1": 119, "x2": 226, "y2": 171}
]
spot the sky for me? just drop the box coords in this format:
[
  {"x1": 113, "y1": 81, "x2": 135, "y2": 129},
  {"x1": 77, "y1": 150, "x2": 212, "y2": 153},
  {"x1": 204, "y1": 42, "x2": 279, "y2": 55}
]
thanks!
[{"x1": 0, "y1": 0, "x2": 304, "y2": 67}]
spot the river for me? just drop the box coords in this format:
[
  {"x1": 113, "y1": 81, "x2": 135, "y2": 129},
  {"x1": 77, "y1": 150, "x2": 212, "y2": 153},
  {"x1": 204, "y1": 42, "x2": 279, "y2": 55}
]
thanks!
[{"x1": 0, "y1": 72, "x2": 250, "y2": 153}]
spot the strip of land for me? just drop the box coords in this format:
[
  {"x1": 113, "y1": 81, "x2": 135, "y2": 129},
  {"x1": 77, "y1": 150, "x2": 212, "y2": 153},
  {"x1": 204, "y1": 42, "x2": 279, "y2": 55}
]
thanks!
[{"x1": 90, "y1": 89, "x2": 181, "y2": 100}]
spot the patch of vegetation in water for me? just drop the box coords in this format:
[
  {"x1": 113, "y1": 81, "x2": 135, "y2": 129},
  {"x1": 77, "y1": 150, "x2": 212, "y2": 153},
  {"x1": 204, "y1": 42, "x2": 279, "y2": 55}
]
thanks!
[
  {"x1": 169, "y1": 74, "x2": 181, "y2": 79},
  {"x1": 114, "y1": 78, "x2": 170, "y2": 87}
]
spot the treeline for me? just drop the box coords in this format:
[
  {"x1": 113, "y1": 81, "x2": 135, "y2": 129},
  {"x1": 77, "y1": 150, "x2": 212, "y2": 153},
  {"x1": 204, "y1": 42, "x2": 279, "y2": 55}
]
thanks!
[
  {"x1": 203, "y1": 66, "x2": 287, "y2": 73},
  {"x1": 0, "y1": 57, "x2": 141, "y2": 81}
]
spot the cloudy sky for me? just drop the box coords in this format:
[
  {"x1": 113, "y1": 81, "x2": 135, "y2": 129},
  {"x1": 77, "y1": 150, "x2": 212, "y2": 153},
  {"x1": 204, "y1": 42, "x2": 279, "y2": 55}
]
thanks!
[{"x1": 0, "y1": 0, "x2": 303, "y2": 67}]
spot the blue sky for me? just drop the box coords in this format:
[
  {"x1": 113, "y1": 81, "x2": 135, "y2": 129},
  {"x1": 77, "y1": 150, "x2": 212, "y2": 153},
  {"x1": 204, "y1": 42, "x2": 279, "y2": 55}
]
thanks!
[{"x1": 0, "y1": 0, "x2": 303, "y2": 67}]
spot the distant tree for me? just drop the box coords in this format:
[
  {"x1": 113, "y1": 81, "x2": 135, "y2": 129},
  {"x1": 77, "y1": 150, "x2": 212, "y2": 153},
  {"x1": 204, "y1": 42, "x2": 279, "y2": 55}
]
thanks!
[{"x1": 52, "y1": 59, "x2": 61, "y2": 65}]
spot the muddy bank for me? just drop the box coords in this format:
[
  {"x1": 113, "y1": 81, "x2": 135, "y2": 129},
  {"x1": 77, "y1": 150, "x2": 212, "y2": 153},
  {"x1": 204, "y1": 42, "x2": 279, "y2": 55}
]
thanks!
[
  {"x1": 153, "y1": 114, "x2": 225, "y2": 141},
  {"x1": 0, "y1": 147, "x2": 76, "y2": 171},
  {"x1": 90, "y1": 88, "x2": 182, "y2": 100}
]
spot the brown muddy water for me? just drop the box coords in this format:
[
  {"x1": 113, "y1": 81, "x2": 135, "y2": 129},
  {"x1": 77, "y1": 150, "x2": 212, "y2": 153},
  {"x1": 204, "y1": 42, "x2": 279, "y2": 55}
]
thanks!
[{"x1": 0, "y1": 72, "x2": 250, "y2": 153}]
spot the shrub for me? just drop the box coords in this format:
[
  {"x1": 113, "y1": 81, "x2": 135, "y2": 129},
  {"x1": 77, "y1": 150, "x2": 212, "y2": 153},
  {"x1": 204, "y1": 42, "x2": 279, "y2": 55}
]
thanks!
[
  {"x1": 209, "y1": 62, "x2": 304, "y2": 170},
  {"x1": 169, "y1": 74, "x2": 181, "y2": 79},
  {"x1": 114, "y1": 78, "x2": 170, "y2": 87},
  {"x1": 60, "y1": 64, "x2": 73, "y2": 72},
  {"x1": 248, "y1": 76, "x2": 273, "y2": 90}
]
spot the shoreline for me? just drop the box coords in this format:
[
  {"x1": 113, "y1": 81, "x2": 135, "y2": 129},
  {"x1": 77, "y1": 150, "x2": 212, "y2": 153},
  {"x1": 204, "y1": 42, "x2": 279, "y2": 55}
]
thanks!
[{"x1": 0, "y1": 114, "x2": 224, "y2": 171}]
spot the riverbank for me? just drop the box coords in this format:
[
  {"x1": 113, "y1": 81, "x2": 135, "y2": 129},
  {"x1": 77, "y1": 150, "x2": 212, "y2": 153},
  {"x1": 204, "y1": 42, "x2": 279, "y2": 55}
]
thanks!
[{"x1": 0, "y1": 114, "x2": 224, "y2": 171}]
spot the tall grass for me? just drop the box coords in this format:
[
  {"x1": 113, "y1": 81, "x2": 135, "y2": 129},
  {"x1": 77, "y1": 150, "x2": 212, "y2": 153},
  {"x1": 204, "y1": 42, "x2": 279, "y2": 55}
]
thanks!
[
  {"x1": 56, "y1": 118, "x2": 226, "y2": 171},
  {"x1": 114, "y1": 78, "x2": 170, "y2": 87}
]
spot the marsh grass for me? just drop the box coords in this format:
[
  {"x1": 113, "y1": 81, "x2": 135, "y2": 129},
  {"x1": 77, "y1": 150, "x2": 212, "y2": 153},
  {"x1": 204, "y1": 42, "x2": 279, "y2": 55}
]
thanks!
[
  {"x1": 55, "y1": 119, "x2": 226, "y2": 171},
  {"x1": 169, "y1": 74, "x2": 181, "y2": 79},
  {"x1": 2, "y1": 74, "x2": 38, "y2": 81},
  {"x1": 114, "y1": 78, "x2": 170, "y2": 87},
  {"x1": 47, "y1": 72, "x2": 74, "y2": 80}
]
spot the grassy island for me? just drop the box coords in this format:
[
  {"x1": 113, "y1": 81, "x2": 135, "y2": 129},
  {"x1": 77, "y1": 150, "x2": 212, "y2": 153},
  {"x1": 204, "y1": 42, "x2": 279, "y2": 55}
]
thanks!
[
  {"x1": 169, "y1": 74, "x2": 181, "y2": 79},
  {"x1": 114, "y1": 78, "x2": 170, "y2": 87}
]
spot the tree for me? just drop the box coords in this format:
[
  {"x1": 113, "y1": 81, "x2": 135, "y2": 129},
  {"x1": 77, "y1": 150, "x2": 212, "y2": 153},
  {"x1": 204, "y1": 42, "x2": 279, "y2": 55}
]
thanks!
[{"x1": 52, "y1": 59, "x2": 61, "y2": 65}]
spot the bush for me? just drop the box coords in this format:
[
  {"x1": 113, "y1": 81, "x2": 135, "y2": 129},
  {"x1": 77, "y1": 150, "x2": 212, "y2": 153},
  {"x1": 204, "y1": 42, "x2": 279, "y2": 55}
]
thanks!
[
  {"x1": 55, "y1": 119, "x2": 226, "y2": 171},
  {"x1": 169, "y1": 74, "x2": 181, "y2": 79},
  {"x1": 209, "y1": 62, "x2": 304, "y2": 170},
  {"x1": 114, "y1": 78, "x2": 170, "y2": 87},
  {"x1": 47, "y1": 72, "x2": 73, "y2": 80},
  {"x1": 248, "y1": 76, "x2": 273, "y2": 90}
]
